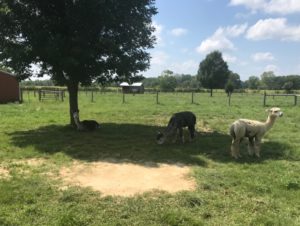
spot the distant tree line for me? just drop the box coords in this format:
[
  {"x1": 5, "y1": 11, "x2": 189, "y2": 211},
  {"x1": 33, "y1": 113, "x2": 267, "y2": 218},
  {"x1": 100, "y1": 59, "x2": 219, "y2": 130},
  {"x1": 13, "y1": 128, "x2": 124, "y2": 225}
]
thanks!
[
  {"x1": 244, "y1": 71, "x2": 300, "y2": 92},
  {"x1": 22, "y1": 69, "x2": 300, "y2": 95},
  {"x1": 144, "y1": 51, "x2": 300, "y2": 94},
  {"x1": 19, "y1": 51, "x2": 300, "y2": 94},
  {"x1": 21, "y1": 80, "x2": 54, "y2": 86},
  {"x1": 143, "y1": 69, "x2": 201, "y2": 92}
]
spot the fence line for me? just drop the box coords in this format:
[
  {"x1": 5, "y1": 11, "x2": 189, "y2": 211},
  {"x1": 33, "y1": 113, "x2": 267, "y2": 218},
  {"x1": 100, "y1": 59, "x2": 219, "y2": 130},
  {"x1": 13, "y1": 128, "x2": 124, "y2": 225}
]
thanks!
[
  {"x1": 263, "y1": 92, "x2": 299, "y2": 106},
  {"x1": 19, "y1": 88, "x2": 300, "y2": 106}
]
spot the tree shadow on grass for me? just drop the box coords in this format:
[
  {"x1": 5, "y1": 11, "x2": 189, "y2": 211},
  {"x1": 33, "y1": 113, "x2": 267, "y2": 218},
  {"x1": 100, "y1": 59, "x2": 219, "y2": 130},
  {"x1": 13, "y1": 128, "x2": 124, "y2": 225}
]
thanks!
[
  {"x1": 7, "y1": 123, "x2": 208, "y2": 167},
  {"x1": 7, "y1": 124, "x2": 293, "y2": 166}
]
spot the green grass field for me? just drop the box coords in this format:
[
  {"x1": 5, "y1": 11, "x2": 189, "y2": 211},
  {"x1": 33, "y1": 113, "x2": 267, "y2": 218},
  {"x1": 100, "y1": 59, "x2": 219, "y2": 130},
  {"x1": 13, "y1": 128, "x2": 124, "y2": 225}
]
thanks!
[{"x1": 0, "y1": 91, "x2": 299, "y2": 226}]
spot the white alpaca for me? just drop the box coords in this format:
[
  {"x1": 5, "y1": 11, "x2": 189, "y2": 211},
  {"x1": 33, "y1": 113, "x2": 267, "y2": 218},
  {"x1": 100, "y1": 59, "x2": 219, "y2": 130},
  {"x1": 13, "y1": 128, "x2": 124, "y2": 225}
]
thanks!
[
  {"x1": 73, "y1": 111, "x2": 100, "y2": 131},
  {"x1": 230, "y1": 107, "x2": 283, "y2": 159}
]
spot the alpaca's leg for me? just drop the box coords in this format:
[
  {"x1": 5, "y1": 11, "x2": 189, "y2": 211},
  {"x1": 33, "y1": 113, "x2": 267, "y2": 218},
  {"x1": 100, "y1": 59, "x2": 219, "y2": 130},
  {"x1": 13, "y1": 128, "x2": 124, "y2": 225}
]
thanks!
[
  {"x1": 178, "y1": 127, "x2": 184, "y2": 143},
  {"x1": 230, "y1": 125, "x2": 245, "y2": 159},
  {"x1": 254, "y1": 137, "x2": 262, "y2": 158},
  {"x1": 171, "y1": 129, "x2": 178, "y2": 143},
  {"x1": 248, "y1": 137, "x2": 255, "y2": 156},
  {"x1": 188, "y1": 126, "x2": 195, "y2": 141},
  {"x1": 231, "y1": 139, "x2": 241, "y2": 159}
]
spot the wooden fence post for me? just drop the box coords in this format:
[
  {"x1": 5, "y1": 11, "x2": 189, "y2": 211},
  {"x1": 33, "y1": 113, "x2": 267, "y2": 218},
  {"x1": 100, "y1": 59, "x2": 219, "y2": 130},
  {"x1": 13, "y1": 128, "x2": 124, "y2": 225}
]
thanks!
[
  {"x1": 19, "y1": 88, "x2": 23, "y2": 103},
  {"x1": 191, "y1": 92, "x2": 194, "y2": 104},
  {"x1": 122, "y1": 93, "x2": 125, "y2": 103},
  {"x1": 294, "y1": 95, "x2": 297, "y2": 106},
  {"x1": 263, "y1": 91, "x2": 266, "y2": 106},
  {"x1": 91, "y1": 90, "x2": 94, "y2": 102},
  {"x1": 39, "y1": 90, "x2": 42, "y2": 101},
  {"x1": 156, "y1": 91, "x2": 159, "y2": 104}
]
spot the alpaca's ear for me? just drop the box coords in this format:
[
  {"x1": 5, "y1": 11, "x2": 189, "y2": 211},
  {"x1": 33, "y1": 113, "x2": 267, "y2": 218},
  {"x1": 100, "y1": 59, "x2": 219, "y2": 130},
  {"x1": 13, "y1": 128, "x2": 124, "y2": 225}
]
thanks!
[{"x1": 265, "y1": 109, "x2": 270, "y2": 113}]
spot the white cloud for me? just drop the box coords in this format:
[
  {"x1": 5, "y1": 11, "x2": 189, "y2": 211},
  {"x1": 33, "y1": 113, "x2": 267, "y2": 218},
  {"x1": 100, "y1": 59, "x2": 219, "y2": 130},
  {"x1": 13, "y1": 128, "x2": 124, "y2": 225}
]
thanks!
[
  {"x1": 196, "y1": 24, "x2": 247, "y2": 54},
  {"x1": 144, "y1": 58, "x2": 198, "y2": 77},
  {"x1": 264, "y1": 64, "x2": 279, "y2": 73},
  {"x1": 196, "y1": 36, "x2": 235, "y2": 54},
  {"x1": 215, "y1": 23, "x2": 248, "y2": 37},
  {"x1": 152, "y1": 21, "x2": 164, "y2": 46},
  {"x1": 144, "y1": 51, "x2": 168, "y2": 77},
  {"x1": 229, "y1": 0, "x2": 300, "y2": 14},
  {"x1": 171, "y1": 28, "x2": 188, "y2": 37},
  {"x1": 266, "y1": 0, "x2": 300, "y2": 14},
  {"x1": 252, "y1": 52, "x2": 275, "y2": 61},
  {"x1": 170, "y1": 60, "x2": 198, "y2": 74},
  {"x1": 223, "y1": 53, "x2": 237, "y2": 63},
  {"x1": 150, "y1": 51, "x2": 169, "y2": 66},
  {"x1": 229, "y1": 0, "x2": 266, "y2": 13},
  {"x1": 246, "y1": 18, "x2": 300, "y2": 41}
]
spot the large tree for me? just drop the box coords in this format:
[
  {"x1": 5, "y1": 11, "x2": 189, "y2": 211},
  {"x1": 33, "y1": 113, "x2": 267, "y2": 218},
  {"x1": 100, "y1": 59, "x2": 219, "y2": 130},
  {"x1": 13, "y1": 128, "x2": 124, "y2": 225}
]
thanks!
[
  {"x1": 245, "y1": 76, "x2": 260, "y2": 89},
  {"x1": 260, "y1": 71, "x2": 277, "y2": 89},
  {"x1": 158, "y1": 70, "x2": 177, "y2": 91},
  {"x1": 228, "y1": 71, "x2": 242, "y2": 89},
  {"x1": 0, "y1": 0, "x2": 157, "y2": 126},
  {"x1": 197, "y1": 51, "x2": 230, "y2": 96}
]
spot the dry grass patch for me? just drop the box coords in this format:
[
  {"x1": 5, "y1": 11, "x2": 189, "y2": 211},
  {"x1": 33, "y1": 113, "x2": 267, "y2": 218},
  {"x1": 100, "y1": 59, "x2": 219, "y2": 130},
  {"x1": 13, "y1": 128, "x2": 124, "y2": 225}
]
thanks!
[
  {"x1": 0, "y1": 166, "x2": 10, "y2": 179},
  {"x1": 15, "y1": 158, "x2": 46, "y2": 166}
]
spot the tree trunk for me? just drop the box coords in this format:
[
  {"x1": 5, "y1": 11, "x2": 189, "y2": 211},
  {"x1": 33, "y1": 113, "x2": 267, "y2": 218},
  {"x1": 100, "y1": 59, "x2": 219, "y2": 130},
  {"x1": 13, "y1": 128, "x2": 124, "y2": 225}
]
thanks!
[
  {"x1": 67, "y1": 81, "x2": 79, "y2": 127},
  {"x1": 210, "y1": 89, "x2": 213, "y2": 97}
]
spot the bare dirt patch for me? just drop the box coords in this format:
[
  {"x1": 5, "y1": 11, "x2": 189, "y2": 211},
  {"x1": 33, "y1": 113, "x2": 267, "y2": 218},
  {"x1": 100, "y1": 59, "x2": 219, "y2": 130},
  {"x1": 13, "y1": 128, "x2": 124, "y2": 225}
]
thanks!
[
  {"x1": 0, "y1": 167, "x2": 10, "y2": 179},
  {"x1": 60, "y1": 161, "x2": 196, "y2": 197}
]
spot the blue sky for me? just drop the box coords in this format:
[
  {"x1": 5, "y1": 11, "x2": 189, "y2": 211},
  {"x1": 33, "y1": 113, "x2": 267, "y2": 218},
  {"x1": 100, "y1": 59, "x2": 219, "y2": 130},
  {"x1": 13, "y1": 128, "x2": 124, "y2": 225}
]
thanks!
[{"x1": 144, "y1": 0, "x2": 300, "y2": 81}]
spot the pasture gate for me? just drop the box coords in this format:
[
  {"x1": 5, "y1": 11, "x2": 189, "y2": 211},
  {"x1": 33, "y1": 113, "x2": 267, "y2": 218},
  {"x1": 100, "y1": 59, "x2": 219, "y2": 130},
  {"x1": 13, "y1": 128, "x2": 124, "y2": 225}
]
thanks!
[{"x1": 38, "y1": 89, "x2": 64, "y2": 102}]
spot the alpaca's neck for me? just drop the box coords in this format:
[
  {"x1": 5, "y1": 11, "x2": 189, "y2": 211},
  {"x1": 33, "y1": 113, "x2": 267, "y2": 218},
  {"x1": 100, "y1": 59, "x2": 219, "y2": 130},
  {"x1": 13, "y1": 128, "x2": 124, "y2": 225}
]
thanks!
[{"x1": 265, "y1": 115, "x2": 276, "y2": 131}]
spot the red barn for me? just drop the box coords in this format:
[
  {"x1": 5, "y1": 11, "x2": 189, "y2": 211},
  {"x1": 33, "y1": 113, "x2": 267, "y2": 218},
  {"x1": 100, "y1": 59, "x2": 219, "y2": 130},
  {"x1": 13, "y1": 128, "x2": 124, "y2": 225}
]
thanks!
[{"x1": 0, "y1": 70, "x2": 20, "y2": 103}]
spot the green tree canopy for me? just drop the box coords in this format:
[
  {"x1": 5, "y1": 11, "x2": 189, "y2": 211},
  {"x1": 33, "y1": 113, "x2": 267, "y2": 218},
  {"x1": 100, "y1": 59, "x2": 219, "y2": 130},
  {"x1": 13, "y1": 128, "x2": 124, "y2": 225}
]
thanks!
[
  {"x1": 143, "y1": 74, "x2": 200, "y2": 90},
  {"x1": 197, "y1": 51, "x2": 230, "y2": 96},
  {"x1": 285, "y1": 75, "x2": 300, "y2": 89},
  {"x1": 225, "y1": 80, "x2": 234, "y2": 96},
  {"x1": 0, "y1": 0, "x2": 157, "y2": 125},
  {"x1": 158, "y1": 70, "x2": 177, "y2": 91},
  {"x1": 260, "y1": 71, "x2": 278, "y2": 89},
  {"x1": 228, "y1": 71, "x2": 242, "y2": 89},
  {"x1": 282, "y1": 81, "x2": 293, "y2": 93},
  {"x1": 260, "y1": 73, "x2": 300, "y2": 90},
  {"x1": 245, "y1": 76, "x2": 260, "y2": 89},
  {"x1": 142, "y1": 77, "x2": 160, "y2": 88}
]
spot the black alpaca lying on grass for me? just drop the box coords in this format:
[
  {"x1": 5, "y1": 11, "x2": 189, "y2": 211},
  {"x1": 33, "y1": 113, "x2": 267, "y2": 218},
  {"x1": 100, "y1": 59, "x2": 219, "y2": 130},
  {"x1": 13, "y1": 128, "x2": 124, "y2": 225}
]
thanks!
[
  {"x1": 72, "y1": 111, "x2": 100, "y2": 131},
  {"x1": 157, "y1": 111, "x2": 196, "y2": 144}
]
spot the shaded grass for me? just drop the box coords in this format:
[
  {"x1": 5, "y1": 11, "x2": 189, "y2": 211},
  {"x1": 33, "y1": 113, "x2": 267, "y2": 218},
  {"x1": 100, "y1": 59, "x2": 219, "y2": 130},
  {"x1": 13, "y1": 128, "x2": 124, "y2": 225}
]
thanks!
[
  {"x1": 7, "y1": 124, "x2": 207, "y2": 166},
  {"x1": 0, "y1": 91, "x2": 299, "y2": 225}
]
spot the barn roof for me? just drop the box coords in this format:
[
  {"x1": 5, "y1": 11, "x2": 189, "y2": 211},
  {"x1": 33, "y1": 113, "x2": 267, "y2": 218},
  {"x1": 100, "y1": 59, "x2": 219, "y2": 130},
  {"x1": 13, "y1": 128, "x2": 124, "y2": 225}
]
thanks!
[
  {"x1": 120, "y1": 82, "x2": 129, "y2": 86},
  {"x1": 0, "y1": 70, "x2": 15, "y2": 77},
  {"x1": 131, "y1": 82, "x2": 143, "y2": 86}
]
